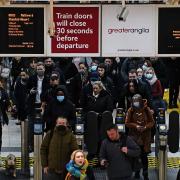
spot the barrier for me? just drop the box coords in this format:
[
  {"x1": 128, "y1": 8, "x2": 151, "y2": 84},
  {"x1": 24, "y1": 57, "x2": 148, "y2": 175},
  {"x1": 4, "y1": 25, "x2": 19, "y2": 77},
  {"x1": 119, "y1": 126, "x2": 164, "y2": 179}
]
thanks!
[{"x1": 33, "y1": 102, "x2": 43, "y2": 180}]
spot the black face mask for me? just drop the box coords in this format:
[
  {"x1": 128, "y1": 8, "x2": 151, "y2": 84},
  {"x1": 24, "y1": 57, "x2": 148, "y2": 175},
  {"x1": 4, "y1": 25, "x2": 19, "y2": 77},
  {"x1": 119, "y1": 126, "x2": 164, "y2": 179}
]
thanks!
[
  {"x1": 21, "y1": 78, "x2": 28, "y2": 83},
  {"x1": 56, "y1": 125, "x2": 66, "y2": 131}
]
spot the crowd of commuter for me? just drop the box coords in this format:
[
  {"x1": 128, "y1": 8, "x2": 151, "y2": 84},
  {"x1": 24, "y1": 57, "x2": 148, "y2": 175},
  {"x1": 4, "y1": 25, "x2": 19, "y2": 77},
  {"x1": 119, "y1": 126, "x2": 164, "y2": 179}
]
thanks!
[{"x1": 0, "y1": 56, "x2": 179, "y2": 180}]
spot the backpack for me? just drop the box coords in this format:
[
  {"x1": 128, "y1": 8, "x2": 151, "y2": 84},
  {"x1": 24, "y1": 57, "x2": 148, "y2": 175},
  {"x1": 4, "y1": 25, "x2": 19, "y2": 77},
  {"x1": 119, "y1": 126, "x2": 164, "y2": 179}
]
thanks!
[{"x1": 121, "y1": 134, "x2": 142, "y2": 172}]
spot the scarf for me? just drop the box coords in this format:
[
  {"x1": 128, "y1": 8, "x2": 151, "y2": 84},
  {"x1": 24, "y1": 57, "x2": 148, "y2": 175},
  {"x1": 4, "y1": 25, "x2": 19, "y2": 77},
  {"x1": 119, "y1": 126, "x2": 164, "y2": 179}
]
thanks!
[{"x1": 65, "y1": 159, "x2": 89, "y2": 180}]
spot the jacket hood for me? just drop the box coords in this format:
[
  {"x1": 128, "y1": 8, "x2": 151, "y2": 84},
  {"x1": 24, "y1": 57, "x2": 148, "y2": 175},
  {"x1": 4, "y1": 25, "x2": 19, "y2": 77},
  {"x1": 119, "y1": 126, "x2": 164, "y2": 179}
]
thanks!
[{"x1": 55, "y1": 85, "x2": 68, "y2": 98}]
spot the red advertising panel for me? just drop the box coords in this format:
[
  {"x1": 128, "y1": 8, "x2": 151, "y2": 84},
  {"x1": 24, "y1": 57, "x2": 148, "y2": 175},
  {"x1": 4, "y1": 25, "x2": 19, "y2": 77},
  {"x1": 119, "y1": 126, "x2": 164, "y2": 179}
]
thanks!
[{"x1": 52, "y1": 6, "x2": 99, "y2": 54}]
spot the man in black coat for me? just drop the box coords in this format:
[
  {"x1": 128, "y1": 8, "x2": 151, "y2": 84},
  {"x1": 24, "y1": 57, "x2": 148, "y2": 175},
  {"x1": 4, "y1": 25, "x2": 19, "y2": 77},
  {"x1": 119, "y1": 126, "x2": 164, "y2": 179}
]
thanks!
[
  {"x1": 26, "y1": 62, "x2": 50, "y2": 114},
  {"x1": 14, "y1": 70, "x2": 29, "y2": 125},
  {"x1": 164, "y1": 57, "x2": 180, "y2": 108},
  {"x1": 26, "y1": 62, "x2": 50, "y2": 151},
  {"x1": 100, "y1": 124, "x2": 140, "y2": 180}
]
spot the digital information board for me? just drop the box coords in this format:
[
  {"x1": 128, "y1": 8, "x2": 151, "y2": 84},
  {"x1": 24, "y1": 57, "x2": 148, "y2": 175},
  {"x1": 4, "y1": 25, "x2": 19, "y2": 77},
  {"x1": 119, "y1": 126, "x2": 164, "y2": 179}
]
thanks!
[
  {"x1": 0, "y1": 7, "x2": 44, "y2": 55},
  {"x1": 158, "y1": 7, "x2": 180, "y2": 55}
]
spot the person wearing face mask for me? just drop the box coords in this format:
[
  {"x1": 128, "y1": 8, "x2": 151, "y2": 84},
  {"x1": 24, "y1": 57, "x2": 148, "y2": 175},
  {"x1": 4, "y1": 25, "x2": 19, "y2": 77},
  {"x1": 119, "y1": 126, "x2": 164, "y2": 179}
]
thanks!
[
  {"x1": 44, "y1": 85, "x2": 76, "y2": 131},
  {"x1": 14, "y1": 70, "x2": 29, "y2": 125},
  {"x1": 65, "y1": 150, "x2": 95, "y2": 180},
  {"x1": 125, "y1": 94, "x2": 154, "y2": 180},
  {"x1": 144, "y1": 67, "x2": 166, "y2": 144},
  {"x1": 41, "y1": 117, "x2": 78, "y2": 180},
  {"x1": 118, "y1": 69, "x2": 153, "y2": 111},
  {"x1": 141, "y1": 60, "x2": 152, "y2": 72},
  {"x1": 144, "y1": 67, "x2": 165, "y2": 114},
  {"x1": 26, "y1": 62, "x2": 50, "y2": 151}
]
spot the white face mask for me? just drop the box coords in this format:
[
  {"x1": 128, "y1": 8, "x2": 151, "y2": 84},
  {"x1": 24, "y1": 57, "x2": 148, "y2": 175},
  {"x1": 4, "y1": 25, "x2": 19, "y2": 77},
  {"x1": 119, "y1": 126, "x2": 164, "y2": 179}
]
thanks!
[{"x1": 133, "y1": 102, "x2": 140, "y2": 108}]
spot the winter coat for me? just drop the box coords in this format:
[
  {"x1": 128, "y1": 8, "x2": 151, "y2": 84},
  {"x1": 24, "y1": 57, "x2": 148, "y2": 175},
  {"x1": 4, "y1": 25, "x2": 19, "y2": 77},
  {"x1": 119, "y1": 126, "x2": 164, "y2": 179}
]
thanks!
[
  {"x1": 0, "y1": 87, "x2": 10, "y2": 125},
  {"x1": 146, "y1": 78, "x2": 162, "y2": 98},
  {"x1": 83, "y1": 89, "x2": 113, "y2": 114},
  {"x1": 14, "y1": 79, "x2": 28, "y2": 120},
  {"x1": 100, "y1": 75, "x2": 114, "y2": 97},
  {"x1": 125, "y1": 100, "x2": 154, "y2": 152},
  {"x1": 40, "y1": 128, "x2": 78, "y2": 173},
  {"x1": 164, "y1": 58, "x2": 180, "y2": 85},
  {"x1": 43, "y1": 85, "x2": 76, "y2": 130},
  {"x1": 118, "y1": 80, "x2": 153, "y2": 110},
  {"x1": 151, "y1": 59, "x2": 168, "y2": 89},
  {"x1": 58, "y1": 58, "x2": 78, "y2": 81},
  {"x1": 41, "y1": 85, "x2": 59, "y2": 104},
  {"x1": 65, "y1": 73, "x2": 83, "y2": 107},
  {"x1": 99, "y1": 135, "x2": 140, "y2": 179},
  {"x1": 26, "y1": 74, "x2": 50, "y2": 113}
]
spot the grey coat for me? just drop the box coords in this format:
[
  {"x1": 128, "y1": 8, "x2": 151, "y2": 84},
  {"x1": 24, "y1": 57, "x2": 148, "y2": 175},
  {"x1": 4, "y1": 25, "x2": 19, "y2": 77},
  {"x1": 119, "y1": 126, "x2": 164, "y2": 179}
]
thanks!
[{"x1": 99, "y1": 135, "x2": 140, "y2": 179}]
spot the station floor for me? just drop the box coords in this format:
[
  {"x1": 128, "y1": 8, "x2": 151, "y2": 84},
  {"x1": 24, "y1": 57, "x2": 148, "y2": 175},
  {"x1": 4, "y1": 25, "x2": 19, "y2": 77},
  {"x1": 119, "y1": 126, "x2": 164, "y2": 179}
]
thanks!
[{"x1": 0, "y1": 90, "x2": 179, "y2": 180}]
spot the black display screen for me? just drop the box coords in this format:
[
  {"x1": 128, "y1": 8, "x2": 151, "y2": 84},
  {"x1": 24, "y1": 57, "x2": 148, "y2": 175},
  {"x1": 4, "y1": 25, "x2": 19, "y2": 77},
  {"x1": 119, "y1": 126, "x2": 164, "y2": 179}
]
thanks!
[
  {"x1": 158, "y1": 8, "x2": 180, "y2": 54},
  {"x1": 0, "y1": 7, "x2": 44, "y2": 54}
]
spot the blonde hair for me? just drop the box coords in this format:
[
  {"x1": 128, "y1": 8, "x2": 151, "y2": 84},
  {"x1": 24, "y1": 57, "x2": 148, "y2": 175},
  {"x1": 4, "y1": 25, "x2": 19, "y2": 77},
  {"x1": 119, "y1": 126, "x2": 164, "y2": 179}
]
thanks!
[
  {"x1": 92, "y1": 81, "x2": 106, "y2": 90},
  {"x1": 71, "y1": 150, "x2": 86, "y2": 161}
]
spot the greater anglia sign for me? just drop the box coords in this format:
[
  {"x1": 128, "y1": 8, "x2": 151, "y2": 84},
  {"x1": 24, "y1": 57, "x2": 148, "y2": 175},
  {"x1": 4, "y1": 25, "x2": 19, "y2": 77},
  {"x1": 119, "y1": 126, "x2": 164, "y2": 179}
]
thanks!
[
  {"x1": 52, "y1": 6, "x2": 99, "y2": 54},
  {"x1": 102, "y1": 5, "x2": 155, "y2": 57}
]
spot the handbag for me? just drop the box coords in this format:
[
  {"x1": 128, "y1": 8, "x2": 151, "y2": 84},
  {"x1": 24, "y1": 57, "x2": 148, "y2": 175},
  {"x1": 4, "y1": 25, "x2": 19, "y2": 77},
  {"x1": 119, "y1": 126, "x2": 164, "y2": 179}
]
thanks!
[
  {"x1": 129, "y1": 156, "x2": 142, "y2": 172},
  {"x1": 121, "y1": 134, "x2": 143, "y2": 172}
]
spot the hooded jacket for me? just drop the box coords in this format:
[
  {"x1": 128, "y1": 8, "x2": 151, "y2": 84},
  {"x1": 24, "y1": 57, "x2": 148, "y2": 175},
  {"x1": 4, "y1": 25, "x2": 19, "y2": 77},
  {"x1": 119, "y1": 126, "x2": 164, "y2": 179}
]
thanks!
[{"x1": 44, "y1": 85, "x2": 76, "y2": 130}]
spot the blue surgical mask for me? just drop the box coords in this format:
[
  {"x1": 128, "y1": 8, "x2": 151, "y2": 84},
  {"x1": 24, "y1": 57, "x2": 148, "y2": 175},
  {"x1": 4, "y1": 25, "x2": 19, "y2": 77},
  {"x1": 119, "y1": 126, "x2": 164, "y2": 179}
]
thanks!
[
  {"x1": 142, "y1": 65, "x2": 148, "y2": 71},
  {"x1": 57, "y1": 96, "x2": 64, "y2": 102},
  {"x1": 146, "y1": 73, "x2": 153, "y2": 80},
  {"x1": 91, "y1": 65, "x2": 97, "y2": 71}
]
